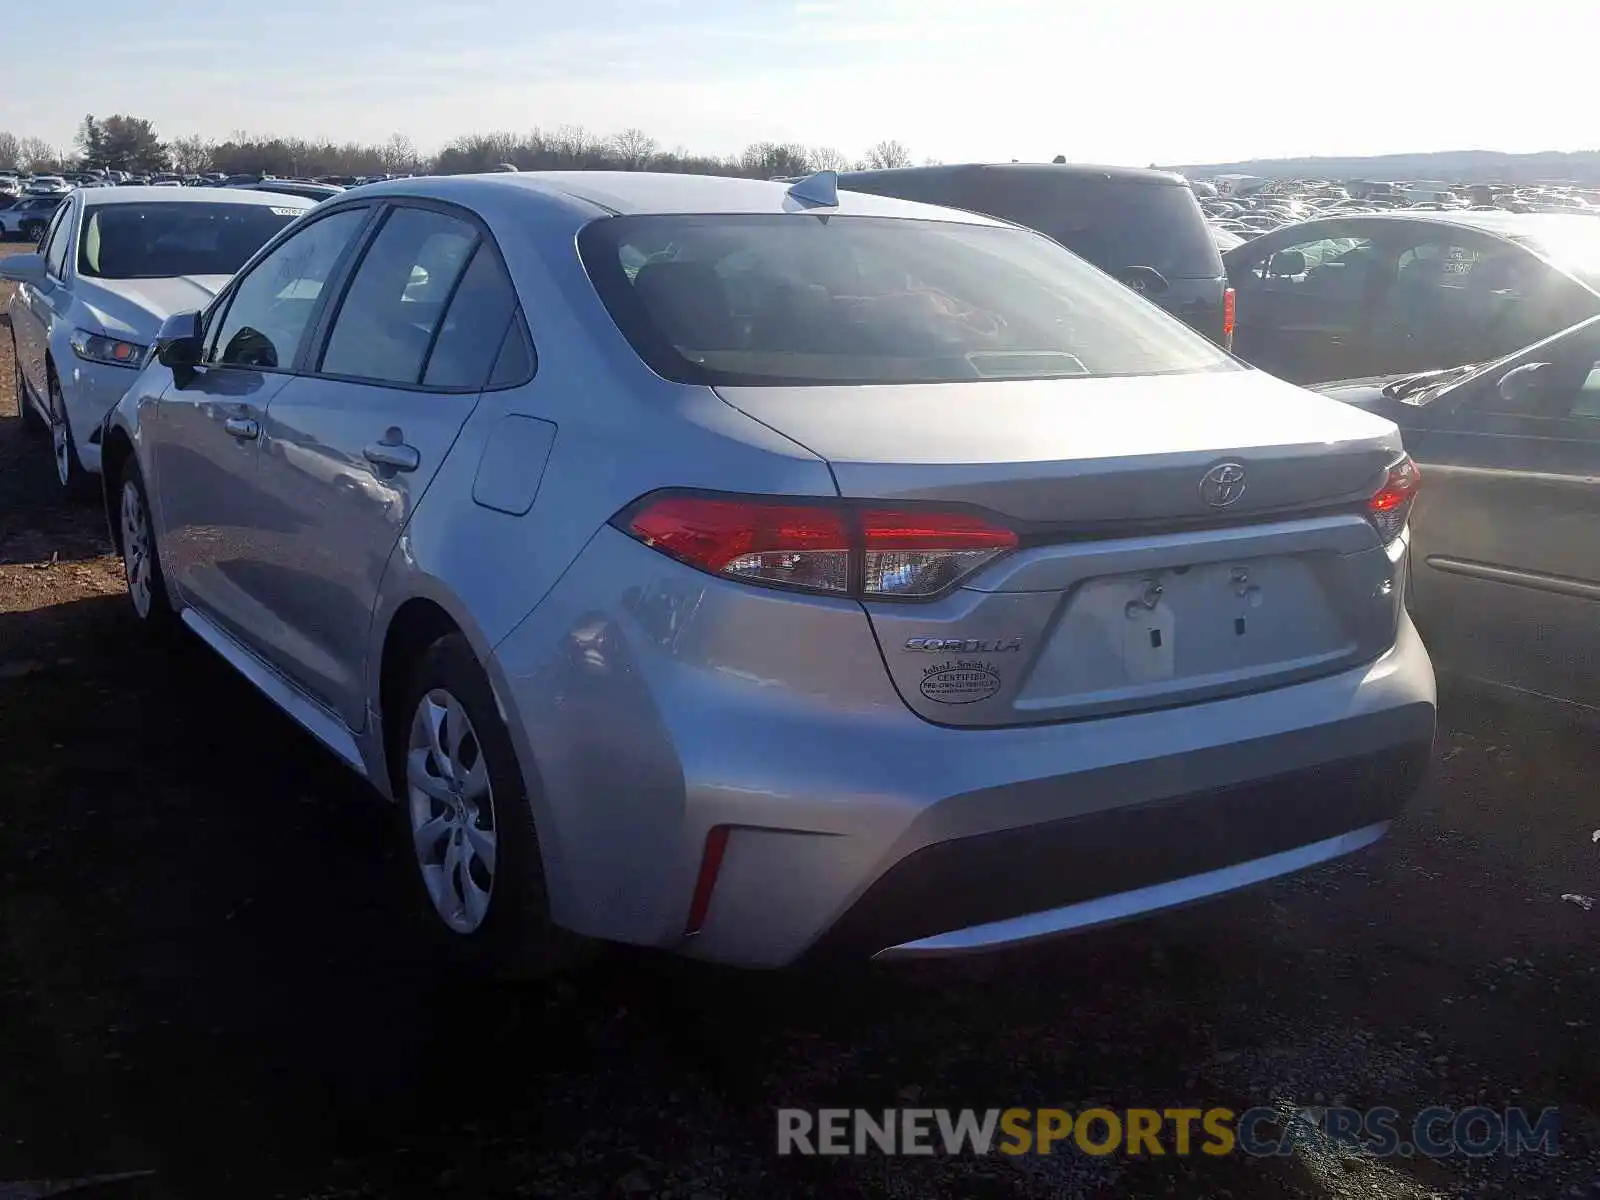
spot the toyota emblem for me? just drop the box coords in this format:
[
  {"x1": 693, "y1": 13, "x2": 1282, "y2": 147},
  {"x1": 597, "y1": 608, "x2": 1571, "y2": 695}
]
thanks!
[{"x1": 1200, "y1": 462, "x2": 1247, "y2": 508}]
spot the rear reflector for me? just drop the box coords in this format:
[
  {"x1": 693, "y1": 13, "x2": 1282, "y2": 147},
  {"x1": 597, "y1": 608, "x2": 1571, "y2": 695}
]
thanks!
[
  {"x1": 1367, "y1": 454, "x2": 1420, "y2": 544},
  {"x1": 617, "y1": 491, "x2": 1018, "y2": 600},
  {"x1": 685, "y1": 825, "x2": 731, "y2": 936},
  {"x1": 1222, "y1": 287, "x2": 1237, "y2": 350}
]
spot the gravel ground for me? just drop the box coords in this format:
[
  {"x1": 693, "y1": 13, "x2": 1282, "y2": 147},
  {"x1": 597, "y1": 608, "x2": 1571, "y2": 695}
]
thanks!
[{"x1": 0, "y1": 248, "x2": 1596, "y2": 1200}]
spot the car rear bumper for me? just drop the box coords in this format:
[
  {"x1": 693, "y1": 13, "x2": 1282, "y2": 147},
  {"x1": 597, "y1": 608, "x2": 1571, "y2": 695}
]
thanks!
[
  {"x1": 816, "y1": 738, "x2": 1421, "y2": 961},
  {"x1": 489, "y1": 528, "x2": 1435, "y2": 968}
]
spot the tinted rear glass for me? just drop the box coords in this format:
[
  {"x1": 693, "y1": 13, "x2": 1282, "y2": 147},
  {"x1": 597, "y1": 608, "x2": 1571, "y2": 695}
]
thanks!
[
  {"x1": 77, "y1": 202, "x2": 304, "y2": 280},
  {"x1": 968, "y1": 177, "x2": 1222, "y2": 279},
  {"x1": 846, "y1": 172, "x2": 1222, "y2": 280},
  {"x1": 579, "y1": 214, "x2": 1237, "y2": 387}
]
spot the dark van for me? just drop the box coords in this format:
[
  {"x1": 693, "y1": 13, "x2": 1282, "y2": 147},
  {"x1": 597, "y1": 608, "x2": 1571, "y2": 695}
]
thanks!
[{"x1": 838, "y1": 163, "x2": 1234, "y2": 348}]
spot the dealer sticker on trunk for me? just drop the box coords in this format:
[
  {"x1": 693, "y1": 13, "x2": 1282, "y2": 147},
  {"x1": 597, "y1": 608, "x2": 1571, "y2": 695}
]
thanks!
[{"x1": 919, "y1": 659, "x2": 1002, "y2": 705}]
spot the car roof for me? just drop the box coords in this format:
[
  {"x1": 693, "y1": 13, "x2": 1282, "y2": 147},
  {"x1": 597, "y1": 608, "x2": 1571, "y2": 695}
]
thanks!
[
  {"x1": 78, "y1": 186, "x2": 316, "y2": 209},
  {"x1": 1275, "y1": 209, "x2": 1600, "y2": 239},
  {"x1": 838, "y1": 162, "x2": 1192, "y2": 188},
  {"x1": 344, "y1": 171, "x2": 1012, "y2": 225}
]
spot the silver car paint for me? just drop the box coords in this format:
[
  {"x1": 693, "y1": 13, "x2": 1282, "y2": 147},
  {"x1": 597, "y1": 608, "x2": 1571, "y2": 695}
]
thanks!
[{"x1": 104, "y1": 173, "x2": 1437, "y2": 966}]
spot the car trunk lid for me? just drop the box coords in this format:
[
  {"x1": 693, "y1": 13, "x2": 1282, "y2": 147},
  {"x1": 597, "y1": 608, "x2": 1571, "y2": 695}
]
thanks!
[{"x1": 715, "y1": 370, "x2": 1409, "y2": 726}]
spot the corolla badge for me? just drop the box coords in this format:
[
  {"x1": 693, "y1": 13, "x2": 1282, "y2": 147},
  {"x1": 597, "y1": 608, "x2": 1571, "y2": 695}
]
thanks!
[{"x1": 1200, "y1": 462, "x2": 1247, "y2": 508}]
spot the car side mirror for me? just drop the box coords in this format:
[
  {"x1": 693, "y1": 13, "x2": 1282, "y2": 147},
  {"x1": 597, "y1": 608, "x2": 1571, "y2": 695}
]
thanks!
[
  {"x1": 0, "y1": 253, "x2": 46, "y2": 285},
  {"x1": 1119, "y1": 265, "x2": 1170, "y2": 296},
  {"x1": 1267, "y1": 249, "x2": 1306, "y2": 277},
  {"x1": 155, "y1": 310, "x2": 204, "y2": 375}
]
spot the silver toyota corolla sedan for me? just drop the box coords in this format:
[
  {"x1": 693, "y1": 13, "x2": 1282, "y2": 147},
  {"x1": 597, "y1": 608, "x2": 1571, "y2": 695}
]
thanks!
[{"x1": 99, "y1": 171, "x2": 1436, "y2": 970}]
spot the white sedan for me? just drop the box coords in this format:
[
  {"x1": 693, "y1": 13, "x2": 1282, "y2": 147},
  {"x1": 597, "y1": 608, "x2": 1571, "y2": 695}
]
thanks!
[{"x1": 2, "y1": 187, "x2": 313, "y2": 494}]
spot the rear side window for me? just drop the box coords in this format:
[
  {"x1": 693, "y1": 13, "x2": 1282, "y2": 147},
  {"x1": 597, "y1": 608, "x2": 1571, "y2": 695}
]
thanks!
[
  {"x1": 579, "y1": 214, "x2": 1236, "y2": 387},
  {"x1": 422, "y1": 244, "x2": 521, "y2": 389},
  {"x1": 966, "y1": 176, "x2": 1224, "y2": 280},
  {"x1": 321, "y1": 207, "x2": 479, "y2": 385}
]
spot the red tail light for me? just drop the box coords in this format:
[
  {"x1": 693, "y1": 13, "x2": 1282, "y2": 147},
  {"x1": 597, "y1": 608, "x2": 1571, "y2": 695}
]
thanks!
[
  {"x1": 1367, "y1": 454, "x2": 1421, "y2": 544},
  {"x1": 684, "y1": 825, "x2": 731, "y2": 936},
  {"x1": 617, "y1": 492, "x2": 1019, "y2": 600},
  {"x1": 1222, "y1": 287, "x2": 1237, "y2": 349}
]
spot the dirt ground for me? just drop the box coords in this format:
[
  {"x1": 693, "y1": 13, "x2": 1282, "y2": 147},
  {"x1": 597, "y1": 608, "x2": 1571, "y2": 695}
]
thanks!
[{"x1": 0, "y1": 249, "x2": 1596, "y2": 1200}]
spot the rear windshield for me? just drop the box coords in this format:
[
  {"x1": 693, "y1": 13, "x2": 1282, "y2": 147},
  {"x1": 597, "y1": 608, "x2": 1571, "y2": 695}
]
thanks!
[
  {"x1": 974, "y1": 179, "x2": 1224, "y2": 280},
  {"x1": 578, "y1": 214, "x2": 1237, "y2": 387},
  {"x1": 77, "y1": 202, "x2": 304, "y2": 280}
]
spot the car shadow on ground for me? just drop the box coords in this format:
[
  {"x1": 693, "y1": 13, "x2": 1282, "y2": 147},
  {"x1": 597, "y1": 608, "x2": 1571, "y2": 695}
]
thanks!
[{"x1": 0, "y1": 601, "x2": 1596, "y2": 1199}]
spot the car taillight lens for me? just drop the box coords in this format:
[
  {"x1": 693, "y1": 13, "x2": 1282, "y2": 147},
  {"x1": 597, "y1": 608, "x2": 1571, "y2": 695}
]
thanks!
[
  {"x1": 1222, "y1": 287, "x2": 1237, "y2": 349},
  {"x1": 617, "y1": 492, "x2": 1019, "y2": 600},
  {"x1": 1367, "y1": 454, "x2": 1420, "y2": 544}
]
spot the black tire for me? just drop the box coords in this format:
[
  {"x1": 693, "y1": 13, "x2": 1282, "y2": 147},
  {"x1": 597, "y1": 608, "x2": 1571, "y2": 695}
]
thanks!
[
  {"x1": 20, "y1": 220, "x2": 45, "y2": 244},
  {"x1": 114, "y1": 459, "x2": 178, "y2": 635},
  {"x1": 391, "y1": 633, "x2": 588, "y2": 977},
  {"x1": 11, "y1": 333, "x2": 46, "y2": 437},
  {"x1": 46, "y1": 372, "x2": 95, "y2": 501}
]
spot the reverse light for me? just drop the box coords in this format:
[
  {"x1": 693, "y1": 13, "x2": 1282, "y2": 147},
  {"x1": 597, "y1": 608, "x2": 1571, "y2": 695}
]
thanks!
[
  {"x1": 617, "y1": 492, "x2": 1019, "y2": 600},
  {"x1": 1367, "y1": 454, "x2": 1421, "y2": 544},
  {"x1": 70, "y1": 329, "x2": 147, "y2": 369}
]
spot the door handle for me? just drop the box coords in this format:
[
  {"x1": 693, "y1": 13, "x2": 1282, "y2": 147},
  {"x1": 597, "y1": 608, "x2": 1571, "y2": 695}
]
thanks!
[
  {"x1": 363, "y1": 441, "x2": 420, "y2": 472},
  {"x1": 224, "y1": 416, "x2": 260, "y2": 440}
]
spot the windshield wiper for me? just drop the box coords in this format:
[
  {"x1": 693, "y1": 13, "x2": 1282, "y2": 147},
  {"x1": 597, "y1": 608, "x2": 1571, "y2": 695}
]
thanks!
[{"x1": 1381, "y1": 362, "x2": 1484, "y2": 403}]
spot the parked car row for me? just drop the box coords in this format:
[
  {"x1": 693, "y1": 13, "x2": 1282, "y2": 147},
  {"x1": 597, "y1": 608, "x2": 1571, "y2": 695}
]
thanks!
[
  {"x1": 1, "y1": 163, "x2": 1590, "y2": 978},
  {"x1": 1198, "y1": 177, "x2": 1600, "y2": 246},
  {"x1": 2, "y1": 167, "x2": 1437, "y2": 973}
]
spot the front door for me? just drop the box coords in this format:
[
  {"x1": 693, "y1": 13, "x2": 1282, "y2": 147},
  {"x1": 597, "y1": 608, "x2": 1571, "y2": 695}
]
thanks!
[
  {"x1": 250, "y1": 203, "x2": 522, "y2": 728},
  {"x1": 152, "y1": 206, "x2": 372, "y2": 650},
  {"x1": 1404, "y1": 320, "x2": 1600, "y2": 710},
  {"x1": 1229, "y1": 229, "x2": 1383, "y2": 383},
  {"x1": 13, "y1": 201, "x2": 73, "y2": 400}
]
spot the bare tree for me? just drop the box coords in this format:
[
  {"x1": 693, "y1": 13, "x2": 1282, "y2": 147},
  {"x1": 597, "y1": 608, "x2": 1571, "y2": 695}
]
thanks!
[
  {"x1": 740, "y1": 141, "x2": 811, "y2": 179},
  {"x1": 0, "y1": 131, "x2": 19, "y2": 171},
  {"x1": 610, "y1": 127, "x2": 659, "y2": 170},
  {"x1": 549, "y1": 125, "x2": 599, "y2": 167},
  {"x1": 380, "y1": 133, "x2": 420, "y2": 174},
  {"x1": 168, "y1": 134, "x2": 213, "y2": 174},
  {"x1": 17, "y1": 137, "x2": 61, "y2": 173},
  {"x1": 864, "y1": 139, "x2": 913, "y2": 170},
  {"x1": 808, "y1": 145, "x2": 851, "y2": 172}
]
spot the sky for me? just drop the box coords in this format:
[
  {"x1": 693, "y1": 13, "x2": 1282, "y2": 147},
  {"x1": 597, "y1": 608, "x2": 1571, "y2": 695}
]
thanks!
[{"x1": 0, "y1": 0, "x2": 1591, "y2": 166}]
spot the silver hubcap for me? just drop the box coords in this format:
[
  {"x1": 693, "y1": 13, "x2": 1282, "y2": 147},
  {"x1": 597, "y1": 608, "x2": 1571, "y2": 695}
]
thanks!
[
  {"x1": 49, "y1": 390, "x2": 70, "y2": 487},
  {"x1": 120, "y1": 479, "x2": 154, "y2": 619},
  {"x1": 406, "y1": 689, "x2": 497, "y2": 934}
]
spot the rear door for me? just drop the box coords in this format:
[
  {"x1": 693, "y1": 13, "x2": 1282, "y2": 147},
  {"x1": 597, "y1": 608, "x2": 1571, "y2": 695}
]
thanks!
[
  {"x1": 249, "y1": 201, "x2": 525, "y2": 729},
  {"x1": 1403, "y1": 321, "x2": 1600, "y2": 710}
]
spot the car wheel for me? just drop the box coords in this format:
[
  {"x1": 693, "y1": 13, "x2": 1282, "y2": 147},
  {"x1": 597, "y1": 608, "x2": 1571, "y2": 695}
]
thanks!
[
  {"x1": 11, "y1": 334, "x2": 45, "y2": 438},
  {"x1": 117, "y1": 460, "x2": 176, "y2": 632},
  {"x1": 20, "y1": 220, "x2": 45, "y2": 243},
  {"x1": 393, "y1": 633, "x2": 587, "y2": 977},
  {"x1": 46, "y1": 373, "x2": 93, "y2": 500}
]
